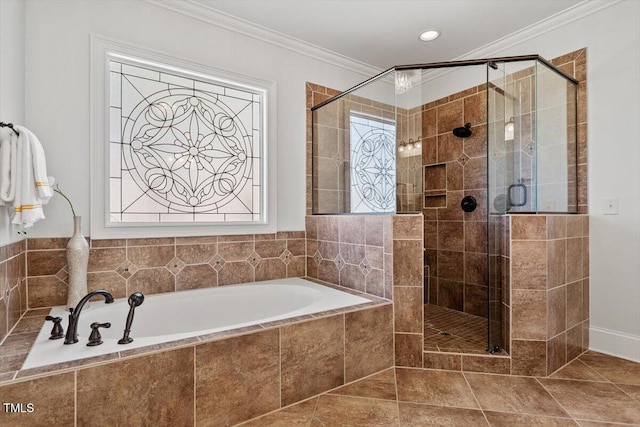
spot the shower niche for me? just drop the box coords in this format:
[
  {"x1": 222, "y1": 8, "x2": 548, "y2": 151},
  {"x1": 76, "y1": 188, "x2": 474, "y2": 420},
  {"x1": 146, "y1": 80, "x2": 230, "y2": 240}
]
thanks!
[{"x1": 312, "y1": 55, "x2": 578, "y2": 356}]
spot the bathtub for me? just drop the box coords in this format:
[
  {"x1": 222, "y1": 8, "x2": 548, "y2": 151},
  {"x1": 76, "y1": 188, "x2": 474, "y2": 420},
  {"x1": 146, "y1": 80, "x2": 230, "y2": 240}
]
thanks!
[{"x1": 22, "y1": 277, "x2": 370, "y2": 369}]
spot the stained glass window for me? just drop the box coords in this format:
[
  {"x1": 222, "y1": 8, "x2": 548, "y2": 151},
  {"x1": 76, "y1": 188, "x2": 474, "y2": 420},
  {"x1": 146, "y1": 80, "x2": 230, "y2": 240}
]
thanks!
[
  {"x1": 349, "y1": 113, "x2": 396, "y2": 213},
  {"x1": 108, "y1": 57, "x2": 264, "y2": 224}
]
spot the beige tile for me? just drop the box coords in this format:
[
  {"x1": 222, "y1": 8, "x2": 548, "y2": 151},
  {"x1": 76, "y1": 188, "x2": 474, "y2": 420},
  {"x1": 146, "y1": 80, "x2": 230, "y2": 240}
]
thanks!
[
  {"x1": 281, "y1": 316, "x2": 345, "y2": 406},
  {"x1": 396, "y1": 368, "x2": 479, "y2": 409},
  {"x1": 196, "y1": 329, "x2": 280, "y2": 426},
  {"x1": 395, "y1": 334, "x2": 423, "y2": 368},
  {"x1": 345, "y1": 305, "x2": 393, "y2": 382},
  {"x1": 311, "y1": 394, "x2": 399, "y2": 426},
  {"x1": 0, "y1": 372, "x2": 74, "y2": 426},
  {"x1": 579, "y1": 352, "x2": 640, "y2": 385},
  {"x1": 239, "y1": 397, "x2": 318, "y2": 427},
  {"x1": 329, "y1": 368, "x2": 397, "y2": 401},
  {"x1": 465, "y1": 373, "x2": 568, "y2": 417},
  {"x1": 483, "y1": 411, "x2": 578, "y2": 426},
  {"x1": 399, "y1": 402, "x2": 488, "y2": 426},
  {"x1": 78, "y1": 347, "x2": 194, "y2": 427},
  {"x1": 539, "y1": 378, "x2": 640, "y2": 424}
]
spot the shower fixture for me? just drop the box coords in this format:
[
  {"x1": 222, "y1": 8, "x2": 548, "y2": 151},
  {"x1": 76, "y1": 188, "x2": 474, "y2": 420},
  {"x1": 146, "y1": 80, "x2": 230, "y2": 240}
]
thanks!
[{"x1": 452, "y1": 123, "x2": 472, "y2": 138}]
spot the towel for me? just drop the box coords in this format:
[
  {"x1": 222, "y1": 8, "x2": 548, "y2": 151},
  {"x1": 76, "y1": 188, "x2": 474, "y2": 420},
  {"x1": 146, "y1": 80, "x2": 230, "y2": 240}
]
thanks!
[
  {"x1": 0, "y1": 125, "x2": 54, "y2": 229},
  {"x1": 0, "y1": 127, "x2": 17, "y2": 203}
]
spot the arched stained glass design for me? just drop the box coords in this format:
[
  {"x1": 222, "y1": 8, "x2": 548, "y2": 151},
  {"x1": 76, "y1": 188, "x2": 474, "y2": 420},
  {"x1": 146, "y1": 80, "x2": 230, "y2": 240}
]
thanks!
[{"x1": 108, "y1": 58, "x2": 264, "y2": 224}]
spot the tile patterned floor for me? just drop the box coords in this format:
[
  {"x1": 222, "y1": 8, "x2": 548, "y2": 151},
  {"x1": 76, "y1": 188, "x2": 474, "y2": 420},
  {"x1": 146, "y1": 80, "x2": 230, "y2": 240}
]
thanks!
[
  {"x1": 424, "y1": 304, "x2": 489, "y2": 353},
  {"x1": 237, "y1": 351, "x2": 640, "y2": 426}
]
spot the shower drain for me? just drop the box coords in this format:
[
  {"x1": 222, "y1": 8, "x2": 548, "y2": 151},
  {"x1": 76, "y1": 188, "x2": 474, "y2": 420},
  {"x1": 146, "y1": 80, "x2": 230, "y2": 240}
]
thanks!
[{"x1": 438, "y1": 331, "x2": 452, "y2": 336}]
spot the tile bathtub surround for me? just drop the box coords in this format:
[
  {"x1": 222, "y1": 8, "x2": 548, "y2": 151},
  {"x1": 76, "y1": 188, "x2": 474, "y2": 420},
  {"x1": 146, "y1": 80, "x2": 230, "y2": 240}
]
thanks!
[
  {"x1": 0, "y1": 300, "x2": 393, "y2": 426},
  {"x1": 25, "y1": 232, "x2": 306, "y2": 308},
  {"x1": 0, "y1": 240, "x2": 27, "y2": 346},
  {"x1": 306, "y1": 214, "x2": 395, "y2": 299}
]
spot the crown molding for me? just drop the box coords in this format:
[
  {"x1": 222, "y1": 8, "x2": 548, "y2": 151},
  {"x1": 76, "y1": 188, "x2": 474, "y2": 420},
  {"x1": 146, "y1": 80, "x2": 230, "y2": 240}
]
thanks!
[
  {"x1": 456, "y1": 0, "x2": 624, "y2": 60},
  {"x1": 143, "y1": 0, "x2": 381, "y2": 77}
]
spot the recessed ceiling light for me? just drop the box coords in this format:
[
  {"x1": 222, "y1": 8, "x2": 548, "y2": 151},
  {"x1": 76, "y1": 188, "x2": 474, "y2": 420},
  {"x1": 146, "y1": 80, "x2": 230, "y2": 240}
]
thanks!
[{"x1": 419, "y1": 30, "x2": 441, "y2": 42}]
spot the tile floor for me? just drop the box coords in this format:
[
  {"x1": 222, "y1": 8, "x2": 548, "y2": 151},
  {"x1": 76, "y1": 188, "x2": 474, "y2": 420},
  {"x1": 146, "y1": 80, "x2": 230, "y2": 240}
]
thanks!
[
  {"x1": 238, "y1": 351, "x2": 640, "y2": 426},
  {"x1": 424, "y1": 304, "x2": 490, "y2": 353}
]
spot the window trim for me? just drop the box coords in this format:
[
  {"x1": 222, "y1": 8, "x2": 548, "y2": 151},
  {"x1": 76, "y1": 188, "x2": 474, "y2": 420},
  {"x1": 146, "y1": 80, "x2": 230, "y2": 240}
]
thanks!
[{"x1": 90, "y1": 35, "x2": 277, "y2": 238}]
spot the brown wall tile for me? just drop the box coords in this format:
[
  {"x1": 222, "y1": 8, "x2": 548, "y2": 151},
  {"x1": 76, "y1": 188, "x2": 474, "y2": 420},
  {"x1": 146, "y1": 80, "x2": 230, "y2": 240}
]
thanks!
[
  {"x1": 395, "y1": 333, "x2": 423, "y2": 367},
  {"x1": 0, "y1": 372, "x2": 74, "y2": 426},
  {"x1": 176, "y1": 264, "x2": 217, "y2": 290},
  {"x1": 438, "y1": 221, "x2": 463, "y2": 251},
  {"x1": 78, "y1": 348, "x2": 194, "y2": 427},
  {"x1": 394, "y1": 287, "x2": 422, "y2": 333},
  {"x1": 566, "y1": 280, "x2": 583, "y2": 329},
  {"x1": 511, "y1": 240, "x2": 547, "y2": 289},
  {"x1": 365, "y1": 216, "x2": 384, "y2": 247},
  {"x1": 128, "y1": 268, "x2": 175, "y2": 295},
  {"x1": 196, "y1": 329, "x2": 279, "y2": 426},
  {"x1": 87, "y1": 271, "x2": 127, "y2": 299},
  {"x1": 281, "y1": 316, "x2": 344, "y2": 407},
  {"x1": 437, "y1": 251, "x2": 464, "y2": 282},
  {"x1": 511, "y1": 340, "x2": 547, "y2": 376},
  {"x1": 255, "y1": 240, "x2": 287, "y2": 259},
  {"x1": 217, "y1": 241, "x2": 254, "y2": 262},
  {"x1": 512, "y1": 290, "x2": 547, "y2": 340},
  {"x1": 547, "y1": 333, "x2": 567, "y2": 374},
  {"x1": 393, "y1": 240, "x2": 423, "y2": 286},
  {"x1": 462, "y1": 355, "x2": 510, "y2": 374},
  {"x1": 392, "y1": 215, "x2": 422, "y2": 240},
  {"x1": 27, "y1": 250, "x2": 65, "y2": 276},
  {"x1": 340, "y1": 216, "x2": 366, "y2": 244},
  {"x1": 547, "y1": 216, "x2": 567, "y2": 239},
  {"x1": 127, "y1": 245, "x2": 174, "y2": 269},
  {"x1": 566, "y1": 238, "x2": 583, "y2": 283},
  {"x1": 255, "y1": 258, "x2": 287, "y2": 282},
  {"x1": 345, "y1": 305, "x2": 393, "y2": 382},
  {"x1": 88, "y1": 248, "x2": 126, "y2": 272},
  {"x1": 438, "y1": 279, "x2": 464, "y2": 311},
  {"x1": 218, "y1": 261, "x2": 254, "y2": 286},
  {"x1": 176, "y1": 243, "x2": 217, "y2": 264},
  {"x1": 340, "y1": 264, "x2": 365, "y2": 293},
  {"x1": 547, "y1": 240, "x2": 566, "y2": 289},
  {"x1": 512, "y1": 216, "x2": 547, "y2": 240},
  {"x1": 27, "y1": 276, "x2": 66, "y2": 308}
]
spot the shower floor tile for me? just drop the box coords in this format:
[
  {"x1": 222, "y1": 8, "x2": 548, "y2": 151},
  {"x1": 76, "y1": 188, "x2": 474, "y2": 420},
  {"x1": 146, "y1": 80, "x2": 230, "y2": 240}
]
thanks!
[{"x1": 423, "y1": 304, "x2": 490, "y2": 353}]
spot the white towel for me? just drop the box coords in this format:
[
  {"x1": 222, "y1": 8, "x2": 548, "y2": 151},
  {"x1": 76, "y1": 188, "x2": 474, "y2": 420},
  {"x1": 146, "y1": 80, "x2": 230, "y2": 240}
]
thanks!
[
  {"x1": 0, "y1": 125, "x2": 54, "y2": 229},
  {"x1": 0, "y1": 128, "x2": 17, "y2": 203}
]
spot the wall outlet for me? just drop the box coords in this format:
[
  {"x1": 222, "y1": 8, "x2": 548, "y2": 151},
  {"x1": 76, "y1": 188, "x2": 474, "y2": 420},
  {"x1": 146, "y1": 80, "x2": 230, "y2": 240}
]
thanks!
[{"x1": 603, "y1": 197, "x2": 619, "y2": 215}]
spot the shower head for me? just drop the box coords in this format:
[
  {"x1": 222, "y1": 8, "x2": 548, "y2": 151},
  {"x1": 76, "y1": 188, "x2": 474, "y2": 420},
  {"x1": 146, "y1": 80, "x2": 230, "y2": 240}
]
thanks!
[
  {"x1": 453, "y1": 123, "x2": 472, "y2": 138},
  {"x1": 127, "y1": 292, "x2": 145, "y2": 307}
]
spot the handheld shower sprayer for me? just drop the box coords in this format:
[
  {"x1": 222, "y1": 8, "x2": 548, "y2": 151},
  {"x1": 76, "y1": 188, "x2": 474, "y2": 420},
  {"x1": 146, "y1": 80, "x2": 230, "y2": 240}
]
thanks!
[{"x1": 118, "y1": 292, "x2": 144, "y2": 345}]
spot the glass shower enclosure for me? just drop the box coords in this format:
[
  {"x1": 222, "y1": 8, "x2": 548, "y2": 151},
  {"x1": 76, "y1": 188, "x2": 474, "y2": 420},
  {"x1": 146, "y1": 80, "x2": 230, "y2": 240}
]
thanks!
[{"x1": 312, "y1": 55, "x2": 578, "y2": 354}]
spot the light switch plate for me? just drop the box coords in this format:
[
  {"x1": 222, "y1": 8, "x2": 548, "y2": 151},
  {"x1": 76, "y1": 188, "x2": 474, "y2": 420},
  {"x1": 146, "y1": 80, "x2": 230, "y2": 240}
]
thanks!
[{"x1": 603, "y1": 198, "x2": 618, "y2": 215}]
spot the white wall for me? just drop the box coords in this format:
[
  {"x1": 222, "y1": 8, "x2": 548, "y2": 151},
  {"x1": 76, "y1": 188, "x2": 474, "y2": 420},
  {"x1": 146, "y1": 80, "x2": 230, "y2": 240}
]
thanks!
[
  {"x1": 0, "y1": 0, "x2": 25, "y2": 246},
  {"x1": 492, "y1": 0, "x2": 640, "y2": 361},
  {"x1": 22, "y1": 0, "x2": 373, "y2": 238}
]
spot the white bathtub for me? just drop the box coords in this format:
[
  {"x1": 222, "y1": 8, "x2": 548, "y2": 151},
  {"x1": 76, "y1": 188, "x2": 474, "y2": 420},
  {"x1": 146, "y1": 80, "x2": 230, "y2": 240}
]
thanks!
[{"x1": 22, "y1": 278, "x2": 370, "y2": 369}]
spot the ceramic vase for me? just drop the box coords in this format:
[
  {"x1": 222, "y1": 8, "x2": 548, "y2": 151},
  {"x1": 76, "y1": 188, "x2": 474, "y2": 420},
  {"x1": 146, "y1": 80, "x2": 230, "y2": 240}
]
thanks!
[{"x1": 66, "y1": 216, "x2": 89, "y2": 310}]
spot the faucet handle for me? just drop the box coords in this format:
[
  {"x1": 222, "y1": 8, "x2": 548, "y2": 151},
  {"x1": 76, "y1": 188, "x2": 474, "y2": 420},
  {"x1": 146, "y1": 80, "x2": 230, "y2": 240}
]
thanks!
[
  {"x1": 87, "y1": 322, "x2": 111, "y2": 347},
  {"x1": 45, "y1": 315, "x2": 64, "y2": 340}
]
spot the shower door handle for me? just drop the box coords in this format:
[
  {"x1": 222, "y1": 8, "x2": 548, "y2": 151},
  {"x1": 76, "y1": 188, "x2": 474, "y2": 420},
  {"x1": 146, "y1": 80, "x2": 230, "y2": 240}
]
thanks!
[{"x1": 508, "y1": 184, "x2": 527, "y2": 207}]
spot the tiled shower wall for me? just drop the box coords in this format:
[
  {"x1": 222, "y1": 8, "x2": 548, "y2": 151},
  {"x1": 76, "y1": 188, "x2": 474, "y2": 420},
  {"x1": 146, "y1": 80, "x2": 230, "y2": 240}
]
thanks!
[
  {"x1": 25, "y1": 233, "x2": 306, "y2": 308},
  {"x1": 422, "y1": 84, "x2": 490, "y2": 318},
  {"x1": 0, "y1": 240, "x2": 26, "y2": 344}
]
